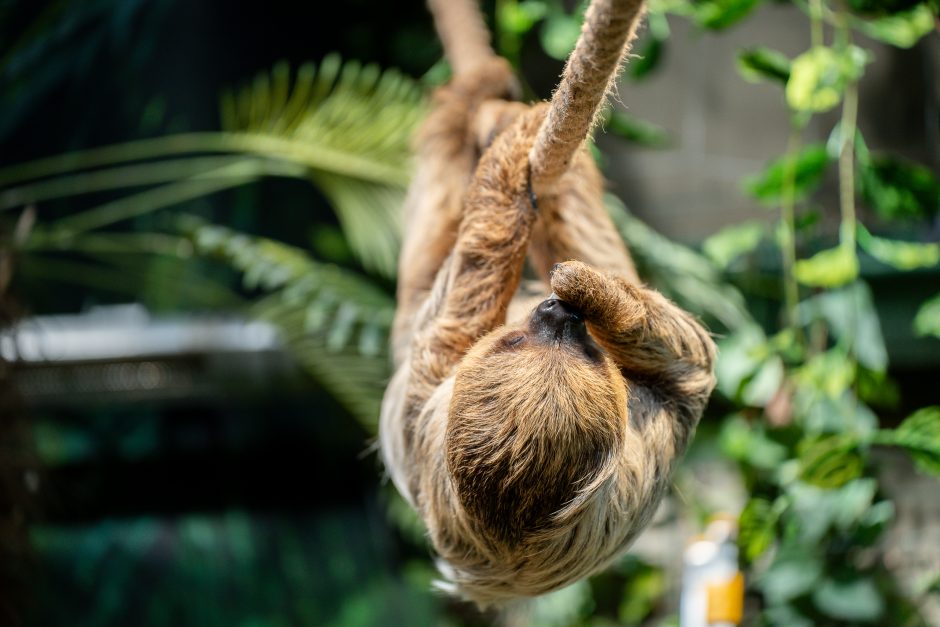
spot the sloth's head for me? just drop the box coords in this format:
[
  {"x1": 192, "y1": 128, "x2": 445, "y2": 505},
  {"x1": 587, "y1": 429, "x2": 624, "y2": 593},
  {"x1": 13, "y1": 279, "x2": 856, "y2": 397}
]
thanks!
[{"x1": 446, "y1": 298, "x2": 627, "y2": 544}]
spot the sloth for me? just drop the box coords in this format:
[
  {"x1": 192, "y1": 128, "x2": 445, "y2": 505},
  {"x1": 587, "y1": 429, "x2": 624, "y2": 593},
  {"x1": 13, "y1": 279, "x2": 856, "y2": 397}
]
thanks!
[{"x1": 380, "y1": 58, "x2": 717, "y2": 605}]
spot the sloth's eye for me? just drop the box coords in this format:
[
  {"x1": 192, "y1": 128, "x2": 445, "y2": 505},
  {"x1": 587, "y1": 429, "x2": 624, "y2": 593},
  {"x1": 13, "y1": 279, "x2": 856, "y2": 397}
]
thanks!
[{"x1": 504, "y1": 335, "x2": 525, "y2": 348}]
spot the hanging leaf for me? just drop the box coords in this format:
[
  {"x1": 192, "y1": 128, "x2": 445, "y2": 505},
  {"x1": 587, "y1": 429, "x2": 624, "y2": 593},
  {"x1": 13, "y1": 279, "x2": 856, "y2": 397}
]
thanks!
[
  {"x1": 703, "y1": 221, "x2": 765, "y2": 268},
  {"x1": 692, "y1": 0, "x2": 763, "y2": 30},
  {"x1": 913, "y1": 293, "x2": 940, "y2": 339},
  {"x1": 737, "y1": 47, "x2": 791, "y2": 84},
  {"x1": 603, "y1": 110, "x2": 670, "y2": 147},
  {"x1": 850, "y1": 2, "x2": 932, "y2": 34},
  {"x1": 798, "y1": 281, "x2": 887, "y2": 372},
  {"x1": 786, "y1": 46, "x2": 870, "y2": 113},
  {"x1": 858, "y1": 154, "x2": 940, "y2": 222},
  {"x1": 857, "y1": 225, "x2": 940, "y2": 270},
  {"x1": 794, "y1": 244, "x2": 859, "y2": 288},
  {"x1": 744, "y1": 144, "x2": 830, "y2": 206}
]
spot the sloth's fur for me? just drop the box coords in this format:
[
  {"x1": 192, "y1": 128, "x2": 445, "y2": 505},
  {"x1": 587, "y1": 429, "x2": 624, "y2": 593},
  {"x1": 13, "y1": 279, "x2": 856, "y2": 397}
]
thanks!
[{"x1": 380, "y1": 58, "x2": 717, "y2": 606}]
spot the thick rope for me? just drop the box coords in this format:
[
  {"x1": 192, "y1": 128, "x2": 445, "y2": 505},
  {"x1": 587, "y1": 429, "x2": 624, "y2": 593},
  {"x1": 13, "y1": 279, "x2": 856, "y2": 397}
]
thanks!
[
  {"x1": 529, "y1": 0, "x2": 646, "y2": 192},
  {"x1": 426, "y1": 0, "x2": 496, "y2": 76}
]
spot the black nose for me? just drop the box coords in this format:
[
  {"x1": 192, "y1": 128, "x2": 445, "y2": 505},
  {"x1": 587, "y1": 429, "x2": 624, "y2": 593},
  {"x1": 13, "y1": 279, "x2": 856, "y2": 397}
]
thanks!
[
  {"x1": 530, "y1": 298, "x2": 588, "y2": 345},
  {"x1": 536, "y1": 298, "x2": 582, "y2": 322}
]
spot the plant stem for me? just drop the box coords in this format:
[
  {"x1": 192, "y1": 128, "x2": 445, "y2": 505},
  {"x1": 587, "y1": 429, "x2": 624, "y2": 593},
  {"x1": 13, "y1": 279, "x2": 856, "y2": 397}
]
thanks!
[
  {"x1": 809, "y1": 0, "x2": 824, "y2": 47},
  {"x1": 780, "y1": 126, "x2": 803, "y2": 340},
  {"x1": 838, "y1": 85, "x2": 859, "y2": 250}
]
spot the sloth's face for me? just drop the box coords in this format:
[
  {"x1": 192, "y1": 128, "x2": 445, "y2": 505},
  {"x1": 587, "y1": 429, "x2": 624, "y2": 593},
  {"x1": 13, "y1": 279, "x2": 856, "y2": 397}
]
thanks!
[{"x1": 446, "y1": 298, "x2": 628, "y2": 543}]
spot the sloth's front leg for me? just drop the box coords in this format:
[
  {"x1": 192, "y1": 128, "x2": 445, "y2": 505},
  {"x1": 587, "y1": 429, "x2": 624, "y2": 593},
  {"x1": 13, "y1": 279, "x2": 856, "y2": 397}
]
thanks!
[{"x1": 550, "y1": 260, "x2": 717, "y2": 430}]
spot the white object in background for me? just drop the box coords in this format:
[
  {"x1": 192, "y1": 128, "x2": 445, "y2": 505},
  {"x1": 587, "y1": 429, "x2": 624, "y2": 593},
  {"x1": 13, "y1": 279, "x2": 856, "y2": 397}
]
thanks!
[{"x1": 680, "y1": 515, "x2": 744, "y2": 627}]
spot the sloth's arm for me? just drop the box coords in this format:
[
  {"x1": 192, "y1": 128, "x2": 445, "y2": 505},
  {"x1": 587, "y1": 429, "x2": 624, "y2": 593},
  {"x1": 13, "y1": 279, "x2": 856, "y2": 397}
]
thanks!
[
  {"x1": 393, "y1": 59, "x2": 518, "y2": 363},
  {"x1": 551, "y1": 260, "x2": 716, "y2": 429},
  {"x1": 403, "y1": 108, "x2": 546, "y2": 413},
  {"x1": 526, "y1": 151, "x2": 640, "y2": 284}
]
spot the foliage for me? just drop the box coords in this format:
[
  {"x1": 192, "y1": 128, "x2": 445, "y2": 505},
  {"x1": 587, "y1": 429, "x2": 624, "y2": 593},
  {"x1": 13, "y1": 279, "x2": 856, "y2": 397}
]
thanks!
[{"x1": 3, "y1": 0, "x2": 940, "y2": 625}]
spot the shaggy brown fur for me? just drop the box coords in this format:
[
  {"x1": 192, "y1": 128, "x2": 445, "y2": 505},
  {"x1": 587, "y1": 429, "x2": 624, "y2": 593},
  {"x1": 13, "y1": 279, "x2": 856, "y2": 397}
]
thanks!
[{"x1": 380, "y1": 60, "x2": 716, "y2": 606}]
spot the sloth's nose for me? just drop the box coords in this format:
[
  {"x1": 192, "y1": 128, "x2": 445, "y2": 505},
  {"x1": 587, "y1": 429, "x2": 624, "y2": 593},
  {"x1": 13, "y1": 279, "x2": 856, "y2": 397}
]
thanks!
[{"x1": 537, "y1": 298, "x2": 582, "y2": 323}]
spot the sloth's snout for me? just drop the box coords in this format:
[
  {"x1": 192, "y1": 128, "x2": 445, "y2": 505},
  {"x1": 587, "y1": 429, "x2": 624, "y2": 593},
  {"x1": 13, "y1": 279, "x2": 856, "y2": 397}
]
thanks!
[
  {"x1": 531, "y1": 298, "x2": 588, "y2": 344},
  {"x1": 537, "y1": 298, "x2": 582, "y2": 322}
]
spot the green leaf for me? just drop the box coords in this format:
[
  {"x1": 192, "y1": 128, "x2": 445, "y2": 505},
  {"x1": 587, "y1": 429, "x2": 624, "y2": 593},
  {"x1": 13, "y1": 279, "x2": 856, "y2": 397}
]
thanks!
[
  {"x1": 853, "y1": 5, "x2": 935, "y2": 47},
  {"x1": 498, "y1": 0, "x2": 548, "y2": 35},
  {"x1": 799, "y1": 282, "x2": 887, "y2": 371},
  {"x1": 793, "y1": 350, "x2": 856, "y2": 399},
  {"x1": 786, "y1": 46, "x2": 871, "y2": 113},
  {"x1": 715, "y1": 325, "x2": 769, "y2": 401},
  {"x1": 758, "y1": 547, "x2": 823, "y2": 603},
  {"x1": 606, "y1": 195, "x2": 755, "y2": 330},
  {"x1": 914, "y1": 293, "x2": 940, "y2": 339},
  {"x1": 540, "y1": 10, "x2": 583, "y2": 60},
  {"x1": 812, "y1": 577, "x2": 884, "y2": 622},
  {"x1": 720, "y1": 415, "x2": 789, "y2": 470},
  {"x1": 604, "y1": 110, "x2": 670, "y2": 147},
  {"x1": 618, "y1": 563, "x2": 667, "y2": 624},
  {"x1": 858, "y1": 225, "x2": 940, "y2": 270},
  {"x1": 703, "y1": 221, "x2": 765, "y2": 268},
  {"x1": 738, "y1": 497, "x2": 779, "y2": 562},
  {"x1": 798, "y1": 434, "x2": 863, "y2": 488},
  {"x1": 881, "y1": 406, "x2": 940, "y2": 476},
  {"x1": 737, "y1": 47, "x2": 791, "y2": 84},
  {"x1": 787, "y1": 479, "x2": 877, "y2": 542},
  {"x1": 859, "y1": 154, "x2": 940, "y2": 221},
  {"x1": 744, "y1": 144, "x2": 830, "y2": 206},
  {"x1": 630, "y1": 11, "x2": 669, "y2": 79},
  {"x1": 794, "y1": 244, "x2": 859, "y2": 288},
  {"x1": 692, "y1": 0, "x2": 763, "y2": 30}
]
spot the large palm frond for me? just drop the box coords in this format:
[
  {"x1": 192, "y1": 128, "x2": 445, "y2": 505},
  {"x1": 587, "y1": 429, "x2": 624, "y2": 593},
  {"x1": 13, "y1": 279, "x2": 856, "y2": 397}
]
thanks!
[
  {"x1": 2, "y1": 56, "x2": 427, "y2": 277},
  {"x1": 180, "y1": 217, "x2": 394, "y2": 428}
]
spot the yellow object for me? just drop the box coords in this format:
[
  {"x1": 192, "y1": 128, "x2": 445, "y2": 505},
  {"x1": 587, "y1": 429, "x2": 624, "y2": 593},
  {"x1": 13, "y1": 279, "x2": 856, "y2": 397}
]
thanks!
[{"x1": 705, "y1": 572, "x2": 744, "y2": 624}]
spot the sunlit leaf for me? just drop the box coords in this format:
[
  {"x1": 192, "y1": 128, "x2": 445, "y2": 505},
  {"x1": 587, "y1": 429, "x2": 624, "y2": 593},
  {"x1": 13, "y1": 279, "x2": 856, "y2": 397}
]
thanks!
[
  {"x1": 786, "y1": 46, "x2": 870, "y2": 113},
  {"x1": 798, "y1": 434, "x2": 863, "y2": 488},
  {"x1": 852, "y1": 5, "x2": 933, "y2": 43},
  {"x1": 540, "y1": 9, "x2": 583, "y2": 60},
  {"x1": 738, "y1": 497, "x2": 779, "y2": 562},
  {"x1": 744, "y1": 144, "x2": 830, "y2": 206},
  {"x1": 858, "y1": 225, "x2": 940, "y2": 270},
  {"x1": 793, "y1": 350, "x2": 856, "y2": 399},
  {"x1": 703, "y1": 221, "x2": 765, "y2": 268},
  {"x1": 794, "y1": 244, "x2": 859, "y2": 288},
  {"x1": 914, "y1": 293, "x2": 940, "y2": 339},
  {"x1": 878, "y1": 406, "x2": 940, "y2": 476},
  {"x1": 737, "y1": 47, "x2": 791, "y2": 84},
  {"x1": 498, "y1": 0, "x2": 548, "y2": 35}
]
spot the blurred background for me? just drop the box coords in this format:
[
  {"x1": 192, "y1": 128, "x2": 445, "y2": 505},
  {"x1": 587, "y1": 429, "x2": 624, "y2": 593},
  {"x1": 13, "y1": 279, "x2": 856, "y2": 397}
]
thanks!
[{"x1": 1, "y1": 0, "x2": 939, "y2": 625}]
